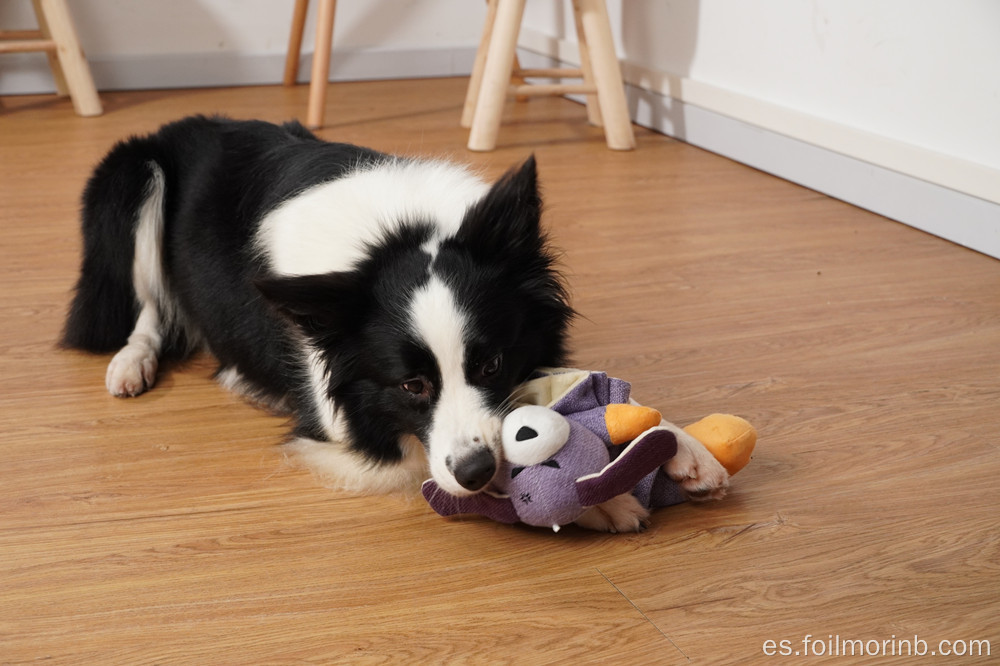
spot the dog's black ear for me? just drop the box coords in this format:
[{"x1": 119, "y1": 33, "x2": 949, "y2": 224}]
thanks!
[
  {"x1": 255, "y1": 272, "x2": 366, "y2": 341},
  {"x1": 456, "y1": 156, "x2": 542, "y2": 258}
]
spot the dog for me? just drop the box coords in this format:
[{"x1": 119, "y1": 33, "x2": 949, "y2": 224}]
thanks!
[{"x1": 62, "y1": 115, "x2": 728, "y2": 531}]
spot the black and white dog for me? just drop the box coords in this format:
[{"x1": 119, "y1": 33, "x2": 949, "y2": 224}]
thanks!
[{"x1": 63, "y1": 116, "x2": 727, "y2": 530}]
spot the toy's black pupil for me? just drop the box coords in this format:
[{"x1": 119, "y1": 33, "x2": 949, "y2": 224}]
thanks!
[{"x1": 515, "y1": 426, "x2": 537, "y2": 441}]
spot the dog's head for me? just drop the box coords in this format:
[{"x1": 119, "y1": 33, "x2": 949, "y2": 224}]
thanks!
[{"x1": 257, "y1": 157, "x2": 573, "y2": 495}]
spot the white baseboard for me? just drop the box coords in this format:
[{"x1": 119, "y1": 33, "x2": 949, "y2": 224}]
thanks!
[
  {"x1": 517, "y1": 32, "x2": 1000, "y2": 261},
  {"x1": 627, "y1": 86, "x2": 1000, "y2": 261},
  {"x1": 0, "y1": 46, "x2": 478, "y2": 94}
]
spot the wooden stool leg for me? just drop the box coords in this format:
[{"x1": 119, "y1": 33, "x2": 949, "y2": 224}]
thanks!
[
  {"x1": 572, "y1": 0, "x2": 602, "y2": 127},
  {"x1": 461, "y1": 0, "x2": 500, "y2": 128},
  {"x1": 464, "y1": 0, "x2": 529, "y2": 129},
  {"x1": 31, "y1": 0, "x2": 67, "y2": 96},
  {"x1": 306, "y1": 0, "x2": 336, "y2": 129},
  {"x1": 37, "y1": 0, "x2": 101, "y2": 117},
  {"x1": 510, "y1": 53, "x2": 528, "y2": 102},
  {"x1": 467, "y1": 0, "x2": 526, "y2": 151},
  {"x1": 284, "y1": 0, "x2": 309, "y2": 86},
  {"x1": 575, "y1": 0, "x2": 634, "y2": 150}
]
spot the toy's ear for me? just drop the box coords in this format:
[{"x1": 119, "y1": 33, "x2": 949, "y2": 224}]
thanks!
[
  {"x1": 575, "y1": 428, "x2": 678, "y2": 507},
  {"x1": 501, "y1": 405, "x2": 570, "y2": 466},
  {"x1": 421, "y1": 480, "x2": 520, "y2": 524}
]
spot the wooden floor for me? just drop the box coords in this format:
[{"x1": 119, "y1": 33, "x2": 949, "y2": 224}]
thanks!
[{"x1": 2, "y1": 79, "x2": 998, "y2": 664}]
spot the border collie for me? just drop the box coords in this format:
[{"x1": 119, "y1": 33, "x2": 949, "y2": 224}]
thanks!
[{"x1": 62, "y1": 115, "x2": 727, "y2": 528}]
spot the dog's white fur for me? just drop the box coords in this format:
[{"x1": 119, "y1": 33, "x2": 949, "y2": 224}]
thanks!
[
  {"x1": 106, "y1": 159, "x2": 729, "y2": 527},
  {"x1": 249, "y1": 162, "x2": 503, "y2": 497},
  {"x1": 106, "y1": 165, "x2": 169, "y2": 398},
  {"x1": 88, "y1": 127, "x2": 729, "y2": 531},
  {"x1": 255, "y1": 160, "x2": 489, "y2": 277},
  {"x1": 286, "y1": 435, "x2": 430, "y2": 495},
  {"x1": 410, "y1": 276, "x2": 505, "y2": 497}
]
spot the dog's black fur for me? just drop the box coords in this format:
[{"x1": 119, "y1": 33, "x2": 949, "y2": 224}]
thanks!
[{"x1": 63, "y1": 115, "x2": 573, "y2": 493}]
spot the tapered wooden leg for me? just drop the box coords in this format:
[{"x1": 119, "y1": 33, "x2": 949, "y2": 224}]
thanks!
[
  {"x1": 572, "y1": 0, "x2": 602, "y2": 127},
  {"x1": 306, "y1": 0, "x2": 336, "y2": 129},
  {"x1": 284, "y1": 0, "x2": 309, "y2": 86},
  {"x1": 30, "y1": 0, "x2": 67, "y2": 96},
  {"x1": 467, "y1": 0, "x2": 526, "y2": 151},
  {"x1": 461, "y1": 0, "x2": 499, "y2": 128},
  {"x1": 37, "y1": 0, "x2": 101, "y2": 116},
  {"x1": 576, "y1": 0, "x2": 634, "y2": 150}
]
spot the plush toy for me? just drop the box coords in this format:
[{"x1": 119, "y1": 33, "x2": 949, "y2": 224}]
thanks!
[{"x1": 422, "y1": 369, "x2": 756, "y2": 532}]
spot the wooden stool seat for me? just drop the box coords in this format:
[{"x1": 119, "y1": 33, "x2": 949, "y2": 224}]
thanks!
[
  {"x1": 463, "y1": 0, "x2": 634, "y2": 151},
  {"x1": 0, "y1": 0, "x2": 102, "y2": 117}
]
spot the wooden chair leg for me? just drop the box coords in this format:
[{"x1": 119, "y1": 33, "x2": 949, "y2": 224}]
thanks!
[
  {"x1": 572, "y1": 0, "x2": 602, "y2": 127},
  {"x1": 464, "y1": 0, "x2": 529, "y2": 129},
  {"x1": 37, "y1": 0, "x2": 101, "y2": 116},
  {"x1": 284, "y1": 0, "x2": 309, "y2": 86},
  {"x1": 575, "y1": 0, "x2": 633, "y2": 150},
  {"x1": 306, "y1": 0, "x2": 336, "y2": 129},
  {"x1": 30, "y1": 0, "x2": 67, "y2": 96},
  {"x1": 461, "y1": 0, "x2": 499, "y2": 128},
  {"x1": 467, "y1": 0, "x2": 526, "y2": 151}
]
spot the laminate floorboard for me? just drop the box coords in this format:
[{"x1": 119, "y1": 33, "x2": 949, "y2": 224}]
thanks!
[{"x1": 1, "y1": 78, "x2": 997, "y2": 664}]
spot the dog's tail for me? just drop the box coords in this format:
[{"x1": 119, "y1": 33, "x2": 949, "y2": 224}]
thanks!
[{"x1": 61, "y1": 137, "x2": 166, "y2": 352}]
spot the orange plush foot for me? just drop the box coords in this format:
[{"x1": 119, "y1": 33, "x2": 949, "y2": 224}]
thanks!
[{"x1": 683, "y1": 414, "x2": 757, "y2": 476}]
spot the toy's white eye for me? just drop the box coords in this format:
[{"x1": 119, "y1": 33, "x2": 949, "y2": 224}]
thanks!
[{"x1": 501, "y1": 405, "x2": 570, "y2": 466}]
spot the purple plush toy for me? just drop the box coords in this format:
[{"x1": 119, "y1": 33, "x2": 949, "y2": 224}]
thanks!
[{"x1": 422, "y1": 370, "x2": 689, "y2": 531}]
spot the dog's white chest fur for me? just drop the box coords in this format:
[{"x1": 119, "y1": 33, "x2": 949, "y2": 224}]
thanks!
[{"x1": 254, "y1": 159, "x2": 489, "y2": 275}]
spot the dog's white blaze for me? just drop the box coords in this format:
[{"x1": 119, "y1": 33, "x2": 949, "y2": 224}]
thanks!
[
  {"x1": 409, "y1": 276, "x2": 502, "y2": 496},
  {"x1": 255, "y1": 159, "x2": 489, "y2": 276}
]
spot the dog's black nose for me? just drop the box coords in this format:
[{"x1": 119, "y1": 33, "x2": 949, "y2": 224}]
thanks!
[{"x1": 453, "y1": 448, "x2": 497, "y2": 491}]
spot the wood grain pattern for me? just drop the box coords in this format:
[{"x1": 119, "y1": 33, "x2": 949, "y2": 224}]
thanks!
[{"x1": 1, "y1": 79, "x2": 998, "y2": 664}]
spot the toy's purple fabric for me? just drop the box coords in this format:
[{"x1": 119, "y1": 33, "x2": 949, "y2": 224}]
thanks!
[
  {"x1": 632, "y1": 463, "x2": 687, "y2": 507},
  {"x1": 421, "y1": 484, "x2": 520, "y2": 524},
  {"x1": 574, "y1": 428, "x2": 678, "y2": 507},
  {"x1": 549, "y1": 370, "x2": 633, "y2": 412},
  {"x1": 422, "y1": 369, "x2": 689, "y2": 530}
]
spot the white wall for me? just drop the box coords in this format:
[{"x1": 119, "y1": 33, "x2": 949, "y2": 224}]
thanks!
[
  {"x1": 2, "y1": 0, "x2": 997, "y2": 257},
  {"x1": 520, "y1": 0, "x2": 1000, "y2": 258},
  {"x1": 0, "y1": 0, "x2": 486, "y2": 90}
]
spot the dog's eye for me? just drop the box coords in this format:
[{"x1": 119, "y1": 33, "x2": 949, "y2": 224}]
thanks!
[
  {"x1": 480, "y1": 353, "x2": 503, "y2": 378},
  {"x1": 401, "y1": 378, "x2": 427, "y2": 396}
]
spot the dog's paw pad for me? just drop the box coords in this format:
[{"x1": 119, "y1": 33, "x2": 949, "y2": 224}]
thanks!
[
  {"x1": 574, "y1": 493, "x2": 650, "y2": 533},
  {"x1": 667, "y1": 434, "x2": 730, "y2": 502},
  {"x1": 106, "y1": 345, "x2": 158, "y2": 397}
]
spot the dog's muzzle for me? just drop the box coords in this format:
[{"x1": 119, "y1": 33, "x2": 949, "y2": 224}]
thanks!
[{"x1": 449, "y1": 447, "x2": 498, "y2": 492}]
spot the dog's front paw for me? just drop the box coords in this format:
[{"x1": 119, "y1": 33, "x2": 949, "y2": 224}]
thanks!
[
  {"x1": 574, "y1": 493, "x2": 650, "y2": 533},
  {"x1": 106, "y1": 344, "x2": 158, "y2": 397},
  {"x1": 666, "y1": 430, "x2": 730, "y2": 501}
]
